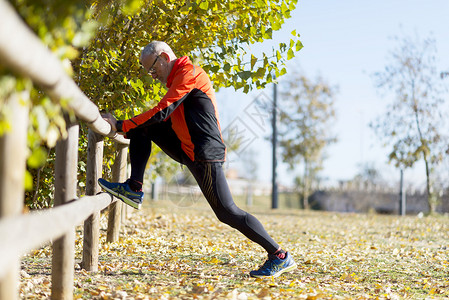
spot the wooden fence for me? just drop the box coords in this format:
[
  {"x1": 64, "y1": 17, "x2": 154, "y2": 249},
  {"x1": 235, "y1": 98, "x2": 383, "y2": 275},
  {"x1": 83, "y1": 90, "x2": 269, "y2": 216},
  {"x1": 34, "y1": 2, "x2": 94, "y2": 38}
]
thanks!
[{"x1": 0, "y1": 1, "x2": 130, "y2": 299}]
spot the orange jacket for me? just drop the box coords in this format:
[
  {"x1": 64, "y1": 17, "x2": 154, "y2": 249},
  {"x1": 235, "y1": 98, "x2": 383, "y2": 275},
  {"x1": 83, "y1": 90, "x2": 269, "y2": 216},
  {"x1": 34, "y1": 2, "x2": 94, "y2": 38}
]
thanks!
[{"x1": 118, "y1": 56, "x2": 226, "y2": 162}]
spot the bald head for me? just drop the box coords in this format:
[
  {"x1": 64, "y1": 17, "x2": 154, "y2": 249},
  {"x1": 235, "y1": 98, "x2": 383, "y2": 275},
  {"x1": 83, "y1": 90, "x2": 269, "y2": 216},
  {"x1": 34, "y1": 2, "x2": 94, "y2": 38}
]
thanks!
[
  {"x1": 140, "y1": 41, "x2": 178, "y2": 84},
  {"x1": 140, "y1": 41, "x2": 177, "y2": 63}
]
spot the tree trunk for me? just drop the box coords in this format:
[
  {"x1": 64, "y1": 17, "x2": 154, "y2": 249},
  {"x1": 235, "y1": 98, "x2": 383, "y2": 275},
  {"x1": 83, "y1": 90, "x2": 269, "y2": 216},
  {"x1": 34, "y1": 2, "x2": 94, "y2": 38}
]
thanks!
[
  {"x1": 423, "y1": 155, "x2": 433, "y2": 213},
  {"x1": 302, "y1": 160, "x2": 309, "y2": 209},
  {"x1": 412, "y1": 86, "x2": 433, "y2": 214}
]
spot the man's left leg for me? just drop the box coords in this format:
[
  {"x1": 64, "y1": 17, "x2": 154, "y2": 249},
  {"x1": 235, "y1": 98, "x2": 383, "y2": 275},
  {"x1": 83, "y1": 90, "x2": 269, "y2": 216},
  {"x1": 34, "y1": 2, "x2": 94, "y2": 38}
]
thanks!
[{"x1": 187, "y1": 161, "x2": 297, "y2": 277}]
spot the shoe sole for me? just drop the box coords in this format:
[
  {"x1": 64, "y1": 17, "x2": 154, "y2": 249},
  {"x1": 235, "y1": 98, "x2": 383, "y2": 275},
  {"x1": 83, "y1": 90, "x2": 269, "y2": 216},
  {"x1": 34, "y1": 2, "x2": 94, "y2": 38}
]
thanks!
[
  {"x1": 250, "y1": 262, "x2": 298, "y2": 278},
  {"x1": 98, "y1": 181, "x2": 142, "y2": 210}
]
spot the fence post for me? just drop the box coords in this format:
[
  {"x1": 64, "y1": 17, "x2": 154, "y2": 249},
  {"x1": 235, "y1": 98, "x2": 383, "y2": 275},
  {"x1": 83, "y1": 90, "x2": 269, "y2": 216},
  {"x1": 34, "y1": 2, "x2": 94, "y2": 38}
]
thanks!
[
  {"x1": 107, "y1": 143, "x2": 128, "y2": 243},
  {"x1": 0, "y1": 94, "x2": 28, "y2": 300},
  {"x1": 121, "y1": 162, "x2": 130, "y2": 224},
  {"x1": 52, "y1": 119, "x2": 79, "y2": 300},
  {"x1": 121, "y1": 201, "x2": 129, "y2": 225},
  {"x1": 82, "y1": 129, "x2": 103, "y2": 272}
]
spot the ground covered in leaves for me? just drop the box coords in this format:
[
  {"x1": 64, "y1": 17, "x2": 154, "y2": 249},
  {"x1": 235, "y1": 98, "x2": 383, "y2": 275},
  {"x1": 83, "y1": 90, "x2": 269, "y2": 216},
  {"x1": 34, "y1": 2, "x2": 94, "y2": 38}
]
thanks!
[{"x1": 20, "y1": 200, "x2": 449, "y2": 299}]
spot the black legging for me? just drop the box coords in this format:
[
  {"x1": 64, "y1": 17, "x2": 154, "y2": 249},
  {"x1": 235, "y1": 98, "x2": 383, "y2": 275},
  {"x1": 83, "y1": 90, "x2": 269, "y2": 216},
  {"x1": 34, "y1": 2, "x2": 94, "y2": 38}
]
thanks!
[{"x1": 126, "y1": 120, "x2": 280, "y2": 254}]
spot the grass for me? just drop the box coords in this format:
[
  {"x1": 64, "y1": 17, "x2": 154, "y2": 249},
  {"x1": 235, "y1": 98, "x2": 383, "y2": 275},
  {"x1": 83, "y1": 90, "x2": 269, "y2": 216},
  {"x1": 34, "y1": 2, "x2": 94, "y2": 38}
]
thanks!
[{"x1": 20, "y1": 196, "x2": 449, "y2": 299}]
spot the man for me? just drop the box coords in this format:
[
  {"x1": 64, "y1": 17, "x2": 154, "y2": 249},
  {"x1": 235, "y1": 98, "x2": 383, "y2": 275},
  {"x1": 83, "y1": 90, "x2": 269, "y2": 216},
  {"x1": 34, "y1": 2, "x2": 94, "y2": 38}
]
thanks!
[{"x1": 99, "y1": 41, "x2": 296, "y2": 278}]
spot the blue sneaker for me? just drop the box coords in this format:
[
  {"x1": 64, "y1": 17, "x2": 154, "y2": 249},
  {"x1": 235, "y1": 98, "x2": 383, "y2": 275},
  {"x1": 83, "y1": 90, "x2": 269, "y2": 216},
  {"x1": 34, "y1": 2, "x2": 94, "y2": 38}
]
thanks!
[
  {"x1": 98, "y1": 178, "x2": 143, "y2": 209},
  {"x1": 250, "y1": 252, "x2": 297, "y2": 278}
]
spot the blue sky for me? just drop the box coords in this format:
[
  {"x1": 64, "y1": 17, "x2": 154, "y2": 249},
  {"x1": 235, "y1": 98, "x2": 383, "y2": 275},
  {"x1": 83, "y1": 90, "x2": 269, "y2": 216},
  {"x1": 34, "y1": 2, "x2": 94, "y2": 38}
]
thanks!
[{"x1": 216, "y1": 0, "x2": 449, "y2": 188}]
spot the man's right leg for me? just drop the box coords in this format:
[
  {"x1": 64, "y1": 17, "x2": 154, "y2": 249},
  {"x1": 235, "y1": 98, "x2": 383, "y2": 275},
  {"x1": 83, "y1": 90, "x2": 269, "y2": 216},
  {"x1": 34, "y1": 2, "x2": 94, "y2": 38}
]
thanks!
[
  {"x1": 98, "y1": 122, "x2": 175, "y2": 209},
  {"x1": 127, "y1": 126, "x2": 153, "y2": 187}
]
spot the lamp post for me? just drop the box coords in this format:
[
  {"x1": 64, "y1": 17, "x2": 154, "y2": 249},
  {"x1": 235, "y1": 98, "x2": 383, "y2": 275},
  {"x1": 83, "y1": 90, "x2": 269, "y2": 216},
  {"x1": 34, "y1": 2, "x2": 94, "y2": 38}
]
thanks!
[{"x1": 271, "y1": 82, "x2": 278, "y2": 209}]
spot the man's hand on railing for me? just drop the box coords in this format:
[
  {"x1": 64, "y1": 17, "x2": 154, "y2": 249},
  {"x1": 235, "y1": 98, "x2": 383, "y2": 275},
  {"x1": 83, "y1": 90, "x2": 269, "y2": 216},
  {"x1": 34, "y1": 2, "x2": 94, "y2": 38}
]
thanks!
[
  {"x1": 98, "y1": 112, "x2": 129, "y2": 144},
  {"x1": 101, "y1": 112, "x2": 121, "y2": 135}
]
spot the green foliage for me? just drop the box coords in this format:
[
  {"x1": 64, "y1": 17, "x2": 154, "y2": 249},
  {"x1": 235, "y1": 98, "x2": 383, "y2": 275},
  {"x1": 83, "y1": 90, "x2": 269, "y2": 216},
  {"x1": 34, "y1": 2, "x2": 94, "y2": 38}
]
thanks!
[
  {"x1": 2, "y1": 0, "x2": 100, "y2": 207},
  {"x1": 25, "y1": 149, "x2": 55, "y2": 209},
  {"x1": 76, "y1": 0, "x2": 302, "y2": 182},
  {"x1": 75, "y1": 0, "x2": 302, "y2": 112},
  {"x1": 3, "y1": 0, "x2": 301, "y2": 208}
]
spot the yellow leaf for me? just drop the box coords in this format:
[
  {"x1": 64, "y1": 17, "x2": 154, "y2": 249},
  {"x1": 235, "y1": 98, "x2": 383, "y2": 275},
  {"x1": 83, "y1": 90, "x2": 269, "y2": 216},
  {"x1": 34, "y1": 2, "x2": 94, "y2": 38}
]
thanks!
[
  {"x1": 258, "y1": 288, "x2": 270, "y2": 297},
  {"x1": 250, "y1": 54, "x2": 257, "y2": 69}
]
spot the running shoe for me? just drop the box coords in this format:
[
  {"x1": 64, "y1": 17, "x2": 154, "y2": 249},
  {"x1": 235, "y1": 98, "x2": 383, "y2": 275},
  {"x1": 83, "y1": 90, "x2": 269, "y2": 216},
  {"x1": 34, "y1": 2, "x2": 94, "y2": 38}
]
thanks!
[
  {"x1": 98, "y1": 178, "x2": 143, "y2": 209},
  {"x1": 250, "y1": 252, "x2": 297, "y2": 278}
]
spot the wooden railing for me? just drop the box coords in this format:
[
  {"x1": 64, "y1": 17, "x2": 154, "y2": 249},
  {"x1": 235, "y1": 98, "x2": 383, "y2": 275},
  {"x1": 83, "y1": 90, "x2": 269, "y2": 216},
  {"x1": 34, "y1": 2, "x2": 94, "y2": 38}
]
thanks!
[{"x1": 0, "y1": 1, "x2": 130, "y2": 299}]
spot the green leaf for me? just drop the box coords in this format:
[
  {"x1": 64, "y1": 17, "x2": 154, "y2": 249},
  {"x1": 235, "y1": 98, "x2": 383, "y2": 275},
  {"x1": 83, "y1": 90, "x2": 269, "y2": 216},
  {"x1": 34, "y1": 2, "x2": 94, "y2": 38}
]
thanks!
[
  {"x1": 263, "y1": 55, "x2": 269, "y2": 67},
  {"x1": 281, "y1": 2, "x2": 288, "y2": 14},
  {"x1": 263, "y1": 28, "x2": 273, "y2": 39},
  {"x1": 24, "y1": 170, "x2": 33, "y2": 191},
  {"x1": 179, "y1": 4, "x2": 191, "y2": 14},
  {"x1": 256, "y1": 67, "x2": 266, "y2": 78},
  {"x1": 276, "y1": 50, "x2": 282, "y2": 61},
  {"x1": 287, "y1": 48, "x2": 294, "y2": 60},
  {"x1": 199, "y1": 1, "x2": 209, "y2": 10},
  {"x1": 289, "y1": 1, "x2": 297, "y2": 10},
  {"x1": 279, "y1": 42, "x2": 287, "y2": 51},
  {"x1": 250, "y1": 26, "x2": 257, "y2": 36},
  {"x1": 272, "y1": 21, "x2": 281, "y2": 31},
  {"x1": 237, "y1": 71, "x2": 252, "y2": 81},
  {"x1": 280, "y1": 67, "x2": 287, "y2": 76},
  {"x1": 93, "y1": 59, "x2": 100, "y2": 69},
  {"x1": 255, "y1": 0, "x2": 266, "y2": 7},
  {"x1": 27, "y1": 147, "x2": 48, "y2": 169},
  {"x1": 122, "y1": 0, "x2": 144, "y2": 15}
]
